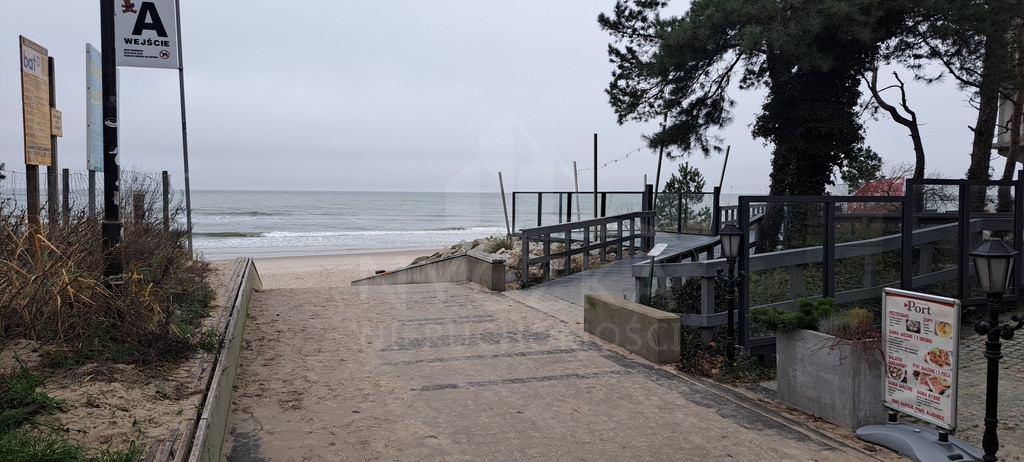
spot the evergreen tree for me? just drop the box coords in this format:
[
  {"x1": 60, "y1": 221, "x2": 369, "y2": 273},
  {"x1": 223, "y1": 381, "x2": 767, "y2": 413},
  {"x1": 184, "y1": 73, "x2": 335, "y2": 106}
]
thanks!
[
  {"x1": 599, "y1": 0, "x2": 916, "y2": 197},
  {"x1": 657, "y1": 162, "x2": 710, "y2": 232},
  {"x1": 839, "y1": 147, "x2": 885, "y2": 193}
]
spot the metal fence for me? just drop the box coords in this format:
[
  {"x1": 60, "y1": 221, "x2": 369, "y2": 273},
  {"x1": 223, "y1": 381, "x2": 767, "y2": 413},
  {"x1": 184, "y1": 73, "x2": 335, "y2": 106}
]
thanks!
[
  {"x1": 633, "y1": 175, "x2": 1024, "y2": 355},
  {"x1": 0, "y1": 168, "x2": 183, "y2": 229},
  {"x1": 512, "y1": 187, "x2": 721, "y2": 235}
]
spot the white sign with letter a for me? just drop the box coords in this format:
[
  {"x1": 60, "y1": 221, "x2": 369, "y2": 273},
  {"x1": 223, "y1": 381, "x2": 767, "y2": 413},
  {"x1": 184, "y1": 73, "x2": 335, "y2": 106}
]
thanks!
[{"x1": 114, "y1": 0, "x2": 179, "y2": 69}]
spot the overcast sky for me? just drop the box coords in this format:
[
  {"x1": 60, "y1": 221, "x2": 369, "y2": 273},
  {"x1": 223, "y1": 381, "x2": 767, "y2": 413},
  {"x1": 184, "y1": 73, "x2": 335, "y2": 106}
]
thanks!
[{"x1": 0, "y1": 1, "x2": 992, "y2": 193}]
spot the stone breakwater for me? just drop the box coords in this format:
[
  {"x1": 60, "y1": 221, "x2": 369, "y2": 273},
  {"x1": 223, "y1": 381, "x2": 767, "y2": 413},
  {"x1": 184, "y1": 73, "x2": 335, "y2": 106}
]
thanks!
[{"x1": 408, "y1": 235, "x2": 626, "y2": 288}]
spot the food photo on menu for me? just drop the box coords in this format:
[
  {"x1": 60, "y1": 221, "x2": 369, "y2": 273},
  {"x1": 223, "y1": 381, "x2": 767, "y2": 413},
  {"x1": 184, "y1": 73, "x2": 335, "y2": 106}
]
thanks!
[
  {"x1": 888, "y1": 365, "x2": 907, "y2": 383},
  {"x1": 913, "y1": 370, "x2": 951, "y2": 396},
  {"x1": 905, "y1": 319, "x2": 922, "y2": 333},
  {"x1": 924, "y1": 347, "x2": 952, "y2": 368}
]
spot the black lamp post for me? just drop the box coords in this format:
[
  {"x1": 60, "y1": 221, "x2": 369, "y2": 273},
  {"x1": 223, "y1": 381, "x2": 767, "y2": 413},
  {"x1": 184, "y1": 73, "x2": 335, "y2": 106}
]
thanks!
[
  {"x1": 717, "y1": 223, "x2": 744, "y2": 362},
  {"x1": 968, "y1": 238, "x2": 1023, "y2": 462}
]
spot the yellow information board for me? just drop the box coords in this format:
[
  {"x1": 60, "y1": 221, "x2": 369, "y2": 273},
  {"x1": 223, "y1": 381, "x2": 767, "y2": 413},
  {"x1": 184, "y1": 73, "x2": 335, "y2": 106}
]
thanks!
[{"x1": 20, "y1": 36, "x2": 51, "y2": 166}]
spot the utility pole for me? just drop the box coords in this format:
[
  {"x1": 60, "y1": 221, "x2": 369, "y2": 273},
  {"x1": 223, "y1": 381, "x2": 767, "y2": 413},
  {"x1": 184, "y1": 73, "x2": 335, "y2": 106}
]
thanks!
[{"x1": 593, "y1": 133, "x2": 598, "y2": 219}]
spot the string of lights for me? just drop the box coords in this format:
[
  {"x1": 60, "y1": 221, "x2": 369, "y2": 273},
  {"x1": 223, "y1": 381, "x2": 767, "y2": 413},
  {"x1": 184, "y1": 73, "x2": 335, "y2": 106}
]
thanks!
[{"x1": 576, "y1": 147, "x2": 645, "y2": 172}]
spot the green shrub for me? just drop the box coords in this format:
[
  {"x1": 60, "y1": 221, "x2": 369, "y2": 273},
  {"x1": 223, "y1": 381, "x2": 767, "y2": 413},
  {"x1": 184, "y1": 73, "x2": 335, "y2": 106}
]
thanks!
[
  {"x1": 748, "y1": 297, "x2": 835, "y2": 333},
  {"x1": 484, "y1": 235, "x2": 515, "y2": 253}
]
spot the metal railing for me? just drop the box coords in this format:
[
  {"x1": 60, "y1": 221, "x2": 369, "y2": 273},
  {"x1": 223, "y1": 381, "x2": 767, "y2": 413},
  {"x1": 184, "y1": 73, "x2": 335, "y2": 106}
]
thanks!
[
  {"x1": 512, "y1": 187, "x2": 720, "y2": 235},
  {"x1": 520, "y1": 211, "x2": 655, "y2": 287},
  {"x1": 636, "y1": 174, "x2": 1024, "y2": 355}
]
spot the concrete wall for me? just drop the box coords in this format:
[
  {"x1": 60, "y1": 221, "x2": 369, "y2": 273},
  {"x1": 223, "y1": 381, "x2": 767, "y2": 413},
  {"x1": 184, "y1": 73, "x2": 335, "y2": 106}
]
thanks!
[
  {"x1": 351, "y1": 249, "x2": 506, "y2": 291},
  {"x1": 189, "y1": 258, "x2": 263, "y2": 462},
  {"x1": 583, "y1": 293, "x2": 680, "y2": 364},
  {"x1": 776, "y1": 329, "x2": 885, "y2": 430}
]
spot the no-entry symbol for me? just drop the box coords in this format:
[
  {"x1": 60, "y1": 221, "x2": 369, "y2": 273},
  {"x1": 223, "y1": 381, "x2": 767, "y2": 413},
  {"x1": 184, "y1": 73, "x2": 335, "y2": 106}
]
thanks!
[{"x1": 159, "y1": 50, "x2": 170, "y2": 59}]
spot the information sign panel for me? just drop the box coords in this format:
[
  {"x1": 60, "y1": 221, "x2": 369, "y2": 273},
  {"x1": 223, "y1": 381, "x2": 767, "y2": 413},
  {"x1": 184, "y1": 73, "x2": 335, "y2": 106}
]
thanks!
[
  {"x1": 86, "y1": 43, "x2": 103, "y2": 171},
  {"x1": 51, "y1": 109, "x2": 62, "y2": 137},
  {"x1": 114, "y1": 0, "x2": 180, "y2": 69},
  {"x1": 20, "y1": 36, "x2": 51, "y2": 166},
  {"x1": 882, "y1": 288, "x2": 960, "y2": 430}
]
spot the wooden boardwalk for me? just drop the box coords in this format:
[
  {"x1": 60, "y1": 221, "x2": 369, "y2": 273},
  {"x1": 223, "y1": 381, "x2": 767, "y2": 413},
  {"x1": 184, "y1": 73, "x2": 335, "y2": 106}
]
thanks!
[{"x1": 518, "y1": 232, "x2": 716, "y2": 307}]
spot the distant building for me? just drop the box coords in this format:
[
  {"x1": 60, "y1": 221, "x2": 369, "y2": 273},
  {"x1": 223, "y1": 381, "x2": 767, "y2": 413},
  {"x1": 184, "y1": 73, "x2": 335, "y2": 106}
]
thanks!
[{"x1": 844, "y1": 177, "x2": 905, "y2": 214}]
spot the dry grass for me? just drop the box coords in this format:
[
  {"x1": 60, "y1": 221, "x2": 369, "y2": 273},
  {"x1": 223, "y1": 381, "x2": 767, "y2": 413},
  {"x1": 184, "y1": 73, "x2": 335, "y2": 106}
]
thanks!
[{"x1": 0, "y1": 185, "x2": 213, "y2": 369}]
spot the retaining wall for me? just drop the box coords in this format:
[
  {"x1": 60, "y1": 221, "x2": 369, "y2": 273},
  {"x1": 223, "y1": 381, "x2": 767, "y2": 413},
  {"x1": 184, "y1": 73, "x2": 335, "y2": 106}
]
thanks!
[
  {"x1": 583, "y1": 293, "x2": 680, "y2": 364},
  {"x1": 187, "y1": 258, "x2": 262, "y2": 462}
]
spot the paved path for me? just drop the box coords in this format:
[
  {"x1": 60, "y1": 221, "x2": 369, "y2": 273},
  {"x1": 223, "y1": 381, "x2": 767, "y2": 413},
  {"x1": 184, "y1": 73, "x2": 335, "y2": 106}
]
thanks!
[
  {"x1": 226, "y1": 282, "x2": 899, "y2": 461},
  {"x1": 521, "y1": 232, "x2": 716, "y2": 305},
  {"x1": 517, "y1": 231, "x2": 1024, "y2": 459}
]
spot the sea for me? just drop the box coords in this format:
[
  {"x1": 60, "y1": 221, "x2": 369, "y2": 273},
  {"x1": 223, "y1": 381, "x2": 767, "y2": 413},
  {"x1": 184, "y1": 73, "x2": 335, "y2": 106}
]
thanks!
[{"x1": 190, "y1": 191, "x2": 514, "y2": 260}]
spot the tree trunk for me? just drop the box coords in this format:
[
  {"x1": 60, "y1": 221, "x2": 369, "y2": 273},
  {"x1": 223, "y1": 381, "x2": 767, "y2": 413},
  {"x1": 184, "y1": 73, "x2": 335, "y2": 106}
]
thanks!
[
  {"x1": 997, "y1": 91, "x2": 1023, "y2": 212},
  {"x1": 967, "y1": 33, "x2": 1008, "y2": 212}
]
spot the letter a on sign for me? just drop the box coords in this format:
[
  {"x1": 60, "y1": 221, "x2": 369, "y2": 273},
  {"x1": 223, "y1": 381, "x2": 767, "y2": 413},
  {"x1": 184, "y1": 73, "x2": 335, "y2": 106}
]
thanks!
[{"x1": 113, "y1": 0, "x2": 180, "y2": 69}]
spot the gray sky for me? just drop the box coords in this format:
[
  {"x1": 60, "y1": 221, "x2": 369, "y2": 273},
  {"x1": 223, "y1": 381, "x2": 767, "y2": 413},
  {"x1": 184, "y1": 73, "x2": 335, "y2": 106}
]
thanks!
[{"x1": 0, "y1": 1, "x2": 989, "y2": 193}]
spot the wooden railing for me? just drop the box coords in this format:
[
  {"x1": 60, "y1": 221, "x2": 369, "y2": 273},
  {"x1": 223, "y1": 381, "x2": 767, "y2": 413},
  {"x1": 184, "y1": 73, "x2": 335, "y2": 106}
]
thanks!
[
  {"x1": 632, "y1": 218, "x2": 1004, "y2": 343},
  {"x1": 520, "y1": 211, "x2": 655, "y2": 287}
]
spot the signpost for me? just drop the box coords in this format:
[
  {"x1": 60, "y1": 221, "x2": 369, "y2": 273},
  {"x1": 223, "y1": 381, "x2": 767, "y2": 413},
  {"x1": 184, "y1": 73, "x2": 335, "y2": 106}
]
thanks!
[
  {"x1": 110, "y1": 0, "x2": 194, "y2": 253},
  {"x1": 882, "y1": 288, "x2": 960, "y2": 430},
  {"x1": 114, "y1": 0, "x2": 179, "y2": 69},
  {"x1": 86, "y1": 44, "x2": 103, "y2": 172},
  {"x1": 857, "y1": 288, "x2": 982, "y2": 461},
  {"x1": 20, "y1": 36, "x2": 51, "y2": 167},
  {"x1": 101, "y1": 0, "x2": 124, "y2": 278},
  {"x1": 87, "y1": 44, "x2": 103, "y2": 217},
  {"x1": 100, "y1": 0, "x2": 194, "y2": 276},
  {"x1": 20, "y1": 36, "x2": 50, "y2": 233}
]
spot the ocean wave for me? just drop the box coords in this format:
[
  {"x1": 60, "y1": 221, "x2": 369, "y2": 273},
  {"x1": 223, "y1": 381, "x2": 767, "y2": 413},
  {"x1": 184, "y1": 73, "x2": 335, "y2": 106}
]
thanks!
[
  {"x1": 194, "y1": 231, "x2": 265, "y2": 238},
  {"x1": 261, "y1": 227, "x2": 503, "y2": 238},
  {"x1": 205, "y1": 211, "x2": 280, "y2": 217}
]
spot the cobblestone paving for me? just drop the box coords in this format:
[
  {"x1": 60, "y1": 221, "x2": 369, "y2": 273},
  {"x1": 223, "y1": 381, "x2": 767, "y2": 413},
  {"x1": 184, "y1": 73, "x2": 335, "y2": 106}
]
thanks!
[{"x1": 952, "y1": 310, "x2": 1024, "y2": 460}]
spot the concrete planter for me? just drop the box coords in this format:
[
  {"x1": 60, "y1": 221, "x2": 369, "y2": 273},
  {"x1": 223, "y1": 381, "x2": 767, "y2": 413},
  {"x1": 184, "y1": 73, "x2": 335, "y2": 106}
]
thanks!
[{"x1": 775, "y1": 329, "x2": 885, "y2": 430}]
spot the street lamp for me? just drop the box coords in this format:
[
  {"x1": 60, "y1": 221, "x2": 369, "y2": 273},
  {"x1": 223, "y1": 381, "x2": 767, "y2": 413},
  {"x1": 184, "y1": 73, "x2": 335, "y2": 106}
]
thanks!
[
  {"x1": 717, "y1": 223, "x2": 744, "y2": 362},
  {"x1": 968, "y1": 238, "x2": 1023, "y2": 462}
]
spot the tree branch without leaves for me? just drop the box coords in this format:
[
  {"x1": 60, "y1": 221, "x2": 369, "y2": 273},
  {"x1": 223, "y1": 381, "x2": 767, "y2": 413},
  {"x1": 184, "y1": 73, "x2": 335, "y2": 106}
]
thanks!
[{"x1": 864, "y1": 68, "x2": 926, "y2": 179}]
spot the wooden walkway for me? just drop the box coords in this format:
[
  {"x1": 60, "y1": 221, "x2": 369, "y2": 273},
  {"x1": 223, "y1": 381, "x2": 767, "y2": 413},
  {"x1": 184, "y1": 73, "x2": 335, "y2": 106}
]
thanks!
[{"x1": 517, "y1": 232, "x2": 716, "y2": 307}]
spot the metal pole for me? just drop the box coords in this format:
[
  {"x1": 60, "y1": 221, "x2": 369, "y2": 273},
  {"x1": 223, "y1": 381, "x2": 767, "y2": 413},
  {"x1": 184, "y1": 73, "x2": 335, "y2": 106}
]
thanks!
[
  {"x1": 593, "y1": 133, "x2": 598, "y2": 219},
  {"x1": 982, "y1": 293, "x2": 1003, "y2": 461},
  {"x1": 718, "y1": 145, "x2": 731, "y2": 189},
  {"x1": 573, "y1": 161, "x2": 581, "y2": 221},
  {"x1": 499, "y1": 172, "x2": 511, "y2": 237},
  {"x1": 47, "y1": 57, "x2": 59, "y2": 232},
  {"x1": 174, "y1": 0, "x2": 194, "y2": 255},
  {"x1": 100, "y1": 0, "x2": 124, "y2": 279}
]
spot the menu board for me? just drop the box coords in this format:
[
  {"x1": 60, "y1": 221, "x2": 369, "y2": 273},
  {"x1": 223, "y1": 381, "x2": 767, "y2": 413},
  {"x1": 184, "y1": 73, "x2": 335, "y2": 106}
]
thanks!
[{"x1": 882, "y1": 288, "x2": 960, "y2": 430}]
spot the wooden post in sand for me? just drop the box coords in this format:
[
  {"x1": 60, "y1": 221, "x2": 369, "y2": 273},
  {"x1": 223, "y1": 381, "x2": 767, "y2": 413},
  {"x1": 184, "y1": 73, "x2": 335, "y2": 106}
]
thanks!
[{"x1": 499, "y1": 172, "x2": 511, "y2": 237}]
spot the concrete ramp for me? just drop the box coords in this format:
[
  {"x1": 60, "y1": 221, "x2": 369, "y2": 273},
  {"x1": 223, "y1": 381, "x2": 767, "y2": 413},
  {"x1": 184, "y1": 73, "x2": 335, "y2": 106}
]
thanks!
[{"x1": 351, "y1": 249, "x2": 507, "y2": 291}]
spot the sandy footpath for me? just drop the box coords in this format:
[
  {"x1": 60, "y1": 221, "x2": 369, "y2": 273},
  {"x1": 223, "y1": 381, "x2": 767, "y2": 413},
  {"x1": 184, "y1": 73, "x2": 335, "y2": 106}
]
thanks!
[{"x1": 224, "y1": 251, "x2": 900, "y2": 461}]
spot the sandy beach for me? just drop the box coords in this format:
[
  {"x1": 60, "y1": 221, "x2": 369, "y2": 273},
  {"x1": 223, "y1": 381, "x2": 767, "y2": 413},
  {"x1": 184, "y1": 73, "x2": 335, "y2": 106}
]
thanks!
[{"x1": 252, "y1": 249, "x2": 433, "y2": 289}]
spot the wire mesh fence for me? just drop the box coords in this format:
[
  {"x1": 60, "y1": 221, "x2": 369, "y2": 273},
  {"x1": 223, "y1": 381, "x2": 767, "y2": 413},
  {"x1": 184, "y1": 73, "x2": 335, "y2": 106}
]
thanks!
[{"x1": 0, "y1": 168, "x2": 184, "y2": 226}]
